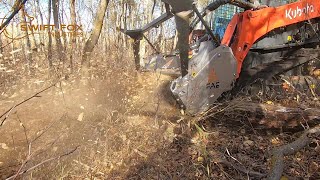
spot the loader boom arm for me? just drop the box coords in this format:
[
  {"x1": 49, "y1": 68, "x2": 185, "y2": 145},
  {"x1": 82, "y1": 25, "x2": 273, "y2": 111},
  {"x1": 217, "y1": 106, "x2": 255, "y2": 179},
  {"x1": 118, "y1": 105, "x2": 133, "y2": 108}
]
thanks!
[{"x1": 222, "y1": 0, "x2": 320, "y2": 77}]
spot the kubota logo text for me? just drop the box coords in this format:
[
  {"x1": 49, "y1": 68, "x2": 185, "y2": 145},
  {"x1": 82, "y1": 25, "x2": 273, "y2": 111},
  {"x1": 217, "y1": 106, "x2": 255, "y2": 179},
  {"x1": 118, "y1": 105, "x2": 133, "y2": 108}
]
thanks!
[{"x1": 285, "y1": 3, "x2": 314, "y2": 19}]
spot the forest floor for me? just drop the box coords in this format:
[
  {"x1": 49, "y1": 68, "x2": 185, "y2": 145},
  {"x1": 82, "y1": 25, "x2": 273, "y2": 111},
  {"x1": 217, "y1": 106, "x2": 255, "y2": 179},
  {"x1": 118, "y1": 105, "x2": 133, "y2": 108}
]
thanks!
[{"x1": 0, "y1": 56, "x2": 319, "y2": 179}]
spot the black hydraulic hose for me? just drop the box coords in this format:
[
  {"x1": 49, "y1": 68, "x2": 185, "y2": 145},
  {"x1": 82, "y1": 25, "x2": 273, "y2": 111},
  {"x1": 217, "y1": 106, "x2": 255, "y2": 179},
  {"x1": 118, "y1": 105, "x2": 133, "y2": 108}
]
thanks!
[
  {"x1": 190, "y1": 10, "x2": 206, "y2": 30},
  {"x1": 192, "y1": 4, "x2": 220, "y2": 46},
  {"x1": 231, "y1": 0, "x2": 257, "y2": 9},
  {"x1": 142, "y1": 34, "x2": 161, "y2": 54},
  {"x1": 190, "y1": 0, "x2": 232, "y2": 30},
  {"x1": 207, "y1": 0, "x2": 233, "y2": 11},
  {"x1": 207, "y1": 0, "x2": 256, "y2": 11}
]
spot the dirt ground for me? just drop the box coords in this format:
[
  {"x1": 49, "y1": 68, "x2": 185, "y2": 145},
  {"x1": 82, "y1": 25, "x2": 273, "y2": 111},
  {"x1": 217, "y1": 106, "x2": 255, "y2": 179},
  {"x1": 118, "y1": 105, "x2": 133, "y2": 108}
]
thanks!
[
  {"x1": 0, "y1": 65, "x2": 187, "y2": 179},
  {"x1": 0, "y1": 62, "x2": 319, "y2": 179}
]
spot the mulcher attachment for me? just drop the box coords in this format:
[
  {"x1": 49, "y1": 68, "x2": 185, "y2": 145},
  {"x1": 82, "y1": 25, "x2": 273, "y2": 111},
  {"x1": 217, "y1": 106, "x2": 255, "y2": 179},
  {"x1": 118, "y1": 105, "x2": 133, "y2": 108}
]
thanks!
[{"x1": 171, "y1": 42, "x2": 238, "y2": 115}]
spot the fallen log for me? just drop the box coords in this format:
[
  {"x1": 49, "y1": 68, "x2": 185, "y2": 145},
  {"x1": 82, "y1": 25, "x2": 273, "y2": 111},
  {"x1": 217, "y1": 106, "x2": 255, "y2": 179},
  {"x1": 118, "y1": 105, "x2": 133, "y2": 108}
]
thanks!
[
  {"x1": 233, "y1": 102, "x2": 320, "y2": 128},
  {"x1": 267, "y1": 125, "x2": 320, "y2": 180},
  {"x1": 204, "y1": 100, "x2": 320, "y2": 128}
]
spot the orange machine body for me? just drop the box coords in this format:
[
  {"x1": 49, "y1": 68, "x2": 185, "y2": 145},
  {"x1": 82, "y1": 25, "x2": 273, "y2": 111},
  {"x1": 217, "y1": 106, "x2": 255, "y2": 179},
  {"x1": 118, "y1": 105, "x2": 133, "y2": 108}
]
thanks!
[{"x1": 221, "y1": 0, "x2": 320, "y2": 77}]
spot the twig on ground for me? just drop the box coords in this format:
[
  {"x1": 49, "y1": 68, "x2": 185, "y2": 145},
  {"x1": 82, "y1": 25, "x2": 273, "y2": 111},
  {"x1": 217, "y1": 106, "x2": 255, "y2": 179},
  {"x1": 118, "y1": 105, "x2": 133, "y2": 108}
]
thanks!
[
  {"x1": 73, "y1": 160, "x2": 105, "y2": 176},
  {"x1": 16, "y1": 112, "x2": 29, "y2": 145},
  {"x1": 9, "y1": 113, "x2": 66, "y2": 180},
  {"x1": 31, "y1": 113, "x2": 66, "y2": 143},
  {"x1": 154, "y1": 72, "x2": 162, "y2": 127},
  {"x1": 11, "y1": 134, "x2": 15, "y2": 150},
  {"x1": 267, "y1": 124, "x2": 320, "y2": 180},
  {"x1": 57, "y1": 81, "x2": 67, "y2": 106},
  {"x1": 6, "y1": 146, "x2": 79, "y2": 180},
  {"x1": 218, "y1": 160, "x2": 267, "y2": 178},
  {"x1": 0, "y1": 82, "x2": 59, "y2": 126}
]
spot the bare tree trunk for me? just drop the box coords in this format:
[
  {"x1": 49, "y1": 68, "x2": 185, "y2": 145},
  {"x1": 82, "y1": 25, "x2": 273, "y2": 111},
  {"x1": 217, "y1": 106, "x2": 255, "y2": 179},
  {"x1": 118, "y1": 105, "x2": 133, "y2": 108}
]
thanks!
[
  {"x1": 159, "y1": 4, "x2": 165, "y2": 53},
  {"x1": 116, "y1": 5, "x2": 121, "y2": 45},
  {"x1": 29, "y1": 28, "x2": 37, "y2": 51},
  {"x1": 60, "y1": 1, "x2": 68, "y2": 51},
  {"x1": 36, "y1": 0, "x2": 44, "y2": 52},
  {"x1": 0, "y1": 34, "x2": 3, "y2": 65},
  {"x1": 30, "y1": 5, "x2": 38, "y2": 51},
  {"x1": 52, "y1": 0, "x2": 65, "y2": 66},
  {"x1": 48, "y1": 0, "x2": 53, "y2": 68},
  {"x1": 103, "y1": 14, "x2": 108, "y2": 55},
  {"x1": 76, "y1": 14, "x2": 83, "y2": 52},
  {"x1": 81, "y1": 0, "x2": 109, "y2": 67},
  {"x1": 121, "y1": 0, "x2": 128, "y2": 48},
  {"x1": 0, "y1": 34, "x2": 3, "y2": 54},
  {"x1": 173, "y1": 29, "x2": 178, "y2": 51},
  {"x1": 69, "y1": 0, "x2": 77, "y2": 73},
  {"x1": 11, "y1": 21, "x2": 15, "y2": 64},
  {"x1": 20, "y1": 6, "x2": 32, "y2": 72}
]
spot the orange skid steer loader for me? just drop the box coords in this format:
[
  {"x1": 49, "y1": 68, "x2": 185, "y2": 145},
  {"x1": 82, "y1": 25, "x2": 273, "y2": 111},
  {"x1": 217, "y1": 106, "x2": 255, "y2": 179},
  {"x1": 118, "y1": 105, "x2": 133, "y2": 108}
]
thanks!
[{"x1": 122, "y1": 0, "x2": 320, "y2": 114}]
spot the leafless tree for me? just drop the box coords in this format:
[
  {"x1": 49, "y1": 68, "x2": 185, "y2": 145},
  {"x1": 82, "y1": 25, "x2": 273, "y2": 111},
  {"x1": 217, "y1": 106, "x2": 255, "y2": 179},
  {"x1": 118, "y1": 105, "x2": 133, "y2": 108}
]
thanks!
[
  {"x1": 69, "y1": 0, "x2": 77, "y2": 72},
  {"x1": 52, "y1": 0, "x2": 66, "y2": 66},
  {"x1": 47, "y1": 0, "x2": 53, "y2": 68},
  {"x1": 19, "y1": 6, "x2": 32, "y2": 71},
  {"x1": 81, "y1": 0, "x2": 109, "y2": 67}
]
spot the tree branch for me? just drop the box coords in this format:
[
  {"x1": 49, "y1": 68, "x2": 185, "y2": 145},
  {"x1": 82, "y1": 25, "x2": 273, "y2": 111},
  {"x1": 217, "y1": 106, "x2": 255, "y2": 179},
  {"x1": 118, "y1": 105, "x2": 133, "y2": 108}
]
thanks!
[
  {"x1": 267, "y1": 125, "x2": 320, "y2": 180},
  {"x1": 6, "y1": 146, "x2": 79, "y2": 180},
  {"x1": 0, "y1": 0, "x2": 28, "y2": 31},
  {"x1": 0, "y1": 82, "x2": 58, "y2": 127}
]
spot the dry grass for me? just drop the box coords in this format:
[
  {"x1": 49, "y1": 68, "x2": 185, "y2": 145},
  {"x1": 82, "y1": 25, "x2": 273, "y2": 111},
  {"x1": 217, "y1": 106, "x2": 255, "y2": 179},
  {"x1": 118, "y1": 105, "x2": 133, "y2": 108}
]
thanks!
[{"x1": 0, "y1": 46, "x2": 319, "y2": 179}]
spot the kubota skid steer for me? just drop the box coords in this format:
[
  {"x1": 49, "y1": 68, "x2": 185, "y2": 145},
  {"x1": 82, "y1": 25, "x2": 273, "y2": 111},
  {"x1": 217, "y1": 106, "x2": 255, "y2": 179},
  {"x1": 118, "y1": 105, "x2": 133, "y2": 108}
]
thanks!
[{"x1": 122, "y1": 0, "x2": 320, "y2": 115}]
